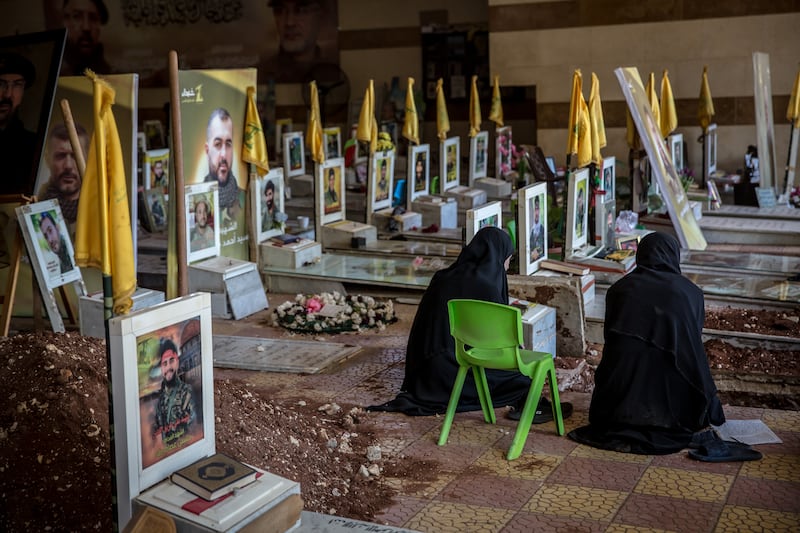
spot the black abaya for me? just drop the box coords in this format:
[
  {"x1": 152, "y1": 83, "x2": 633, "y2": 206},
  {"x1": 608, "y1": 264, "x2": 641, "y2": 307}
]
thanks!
[
  {"x1": 569, "y1": 232, "x2": 725, "y2": 454},
  {"x1": 369, "y1": 226, "x2": 532, "y2": 415}
]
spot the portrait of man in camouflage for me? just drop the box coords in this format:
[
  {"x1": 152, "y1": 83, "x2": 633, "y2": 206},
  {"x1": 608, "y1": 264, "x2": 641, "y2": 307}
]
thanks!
[{"x1": 153, "y1": 338, "x2": 196, "y2": 448}]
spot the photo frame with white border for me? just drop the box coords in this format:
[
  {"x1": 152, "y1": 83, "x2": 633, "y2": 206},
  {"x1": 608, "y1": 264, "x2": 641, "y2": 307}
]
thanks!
[
  {"x1": 252, "y1": 168, "x2": 286, "y2": 242},
  {"x1": 274, "y1": 118, "x2": 292, "y2": 158},
  {"x1": 466, "y1": 200, "x2": 502, "y2": 245},
  {"x1": 565, "y1": 167, "x2": 590, "y2": 253},
  {"x1": 317, "y1": 157, "x2": 346, "y2": 229},
  {"x1": 469, "y1": 131, "x2": 489, "y2": 184},
  {"x1": 595, "y1": 195, "x2": 617, "y2": 250},
  {"x1": 185, "y1": 182, "x2": 220, "y2": 263},
  {"x1": 440, "y1": 136, "x2": 460, "y2": 192},
  {"x1": 600, "y1": 155, "x2": 616, "y2": 202},
  {"x1": 144, "y1": 148, "x2": 170, "y2": 192},
  {"x1": 283, "y1": 131, "x2": 306, "y2": 177},
  {"x1": 143, "y1": 189, "x2": 167, "y2": 232},
  {"x1": 706, "y1": 123, "x2": 717, "y2": 177},
  {"x1": 518, "y1": 182, "x2": 548, "y2": 275},
  {"x1": 408, "y1": 144, "x2": 431, "y2": 204},
  {"x1": 668, "y1": 133, "x2": 684, "y2": 172},
  {"x1": 108, "y1": 292, "x2": 215, "y2": 529},
  {"x1": 369, "y1": 149, "x2": 395, "y2": 215},
  {"x1": 323, "y1": 126, "x2": 342, "y2": 159},
  {"x1": 495, "y1": 126, "x2": 513, "y2": 180}
]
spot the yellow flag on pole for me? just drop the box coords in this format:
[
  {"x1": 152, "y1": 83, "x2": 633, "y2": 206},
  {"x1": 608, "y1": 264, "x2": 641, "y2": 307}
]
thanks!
[
  {"x1": 469, "y1": 75, "x2": 481, "y2": 137},
  {"x1": 401, "y1": 77, "x2": 419, "y2": 145},
  {"x1": 645, "y1": 72, "x2": 661, "y2": 132},
  {"x1": 566, "y1": 70, "x2": 591, "y2": 168},
  {"x1": 75, "y1": 70, "x2": 135, "y2": 315},
  {"x1": 698, "y1": 65, "x2": 715, "y2": 133},
  {"x1": 357, "y1": 80, "x2": 377, "y2": 153},
  {"x1": 488, "y1": 75, "x2": 503, "y2": 127},
  {"x1": 306, "y1": 81, "x2": 325, "y2": 164},
  {"x1": 787, "y1": 67, "x2": 800, "y2": 128},
  {"x1": 660, "y1": 70, "x2": 678, "y2": 138},
  {"x1": 435, "y1": 78, "x2": 450, "y2": 141},
  {"x1": 588, "y1": 72, "x2": 606, "y2": 165},
  {"x1": 242, "y1": 86, "x2": 270, "y2": 174}
]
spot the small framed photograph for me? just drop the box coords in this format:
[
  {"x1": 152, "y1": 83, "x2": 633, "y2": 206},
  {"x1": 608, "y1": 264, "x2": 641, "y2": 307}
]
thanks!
[
  {"x1": 600, "y1": 155, "x2": 616, "y2": 201},
  {"x1": 108, "y1": 292, "x2": 215, "y2": 527},
  {"x1": 274, "y1": 118, "x2": 292, "y2": 157},
  {"x1": 143, "y1": 119, "x2": 166, "y2": 150},
  {"x1": 369, "y1": 149, "x2": 395, "y2": 215},
  {"x1": 252, "y1": 168, "x2": 286, "y2": 242},
  {"x1": 440, "y1": 136, "x2": 460, "y2": 192},
  {"x1": 323, "y1": 126, "x2": 341, "y2": 159},
  {"x1": 518, "y1": 182, "x2": 548, "y2": 275},
  {"x1": 317, "y1": 157, "x2": 346, "y2": 228},
  {"x1": 408, "y1": 143, "x2": 431, "y2": 204},
  {"x1": 143, "y1": 189, "x2": 167, "y2": 232},
  {"x1": 185, "y1": 182, "x2": 220, "y2": 263},
  {"x1": 144, "y1": 148, "x2": 169, "y2": 192},
  {"x1": 668, "y1": 133, "x2": 684, "y2": 171},
  {"x1": 595, "y1": 195, "x2": 616, "y2": 249},
  {"x1": 706, "y1": 123, "x2": 717, "y2": 176},
  {"x1": 466, "y1": 200, "x2": 502, "y2": 244},
  {"x1": 283, "y1": 131, "x2": 306, "y2": 177},
  {"x1": 565, "y1": 167, "x2": 590, "y2": 253},
  {"x1": 469, "y1": 131, "x2": 489, "y2": 184},
  {"x1": 496, "y1": 126, "x2": 513, "y2": 180},
  {"x1": 616, "y1": 234, "x2": 640, "y2": 251}
]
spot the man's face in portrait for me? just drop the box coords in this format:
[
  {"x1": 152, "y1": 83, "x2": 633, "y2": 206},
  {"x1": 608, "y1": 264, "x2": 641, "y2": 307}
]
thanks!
[
  {"x1": 264, "y1": 184, "x2": 275, "y2": 212},
  {"x1": 195, "y1": 201, "x2": 208, "y2": 229},
  {"x1": 63, "y1": 0, "x2": 103, "y2": 57},
  {"x1": 0, "y1": 73, "x2": 25, "y2": 128},
  {"x1": 534, "y1": 198, "x2": 540, "y2": 224},
  {"x1": 271, "y1": 0, "x2": 323, "y2": 59},
  {"x1": 40, "y1": 216, "x2": 61, "y2": 254},
  {"x1": 153, "y1": 160, "x2": 164, "y2": 178},
  {"x1": 328, "y1": 170, "x2": 335, "y2": 191},
  {"x1": 160, "y1": 347, "x2": 179, "y2": 384},
  {"x1": 206, "y1": 115, "x2": 233, "y2": 185},
  {"x1": 379, "y1": 161, "x2": 387, "y2": 183},
  {"x1": 415, "y1": 158, "x2": 423, "y2": 179},
  {"x1": 47, "y1": 134, "x2": 87, "y2": 200}
]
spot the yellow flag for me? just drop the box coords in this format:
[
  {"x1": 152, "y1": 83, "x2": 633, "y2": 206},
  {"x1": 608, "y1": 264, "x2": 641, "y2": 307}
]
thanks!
[
  {"x1": 645, "y1": 72, "x2": 660, "y2": 132},
  {"x1": 469, "y1": 75, "x2": 481, "y2": 137},
  {"x1": 75, "y1": 70, "x2": 135, "y2": 315},
  {"x1": 357, "y1": 80, "x2": 377, "y2": 153},
  {"x1": 626, "y1": 109, "x2": 641, "y2": 151},
  {"x1": 488, "y1": 75, "x2": 503, "y2": 127},
  {"x1": 242, "y1": 86, "x2": 270, "y2": 174},
  {"x1": 787, "y1": 67, "x2": 800, "y2": 128},
  {"x1": 660, "y1": 70, "x2": 678, "y2": 138},
  {"x1": 435, "y1": 78, "x2": 450, "y2": 141},
  {"x1": 401, "y1": 77, "x2": 419, "y2": 145},
  {"x1": 566, "y1": 70, "x2": 591, "y2": 167},
  {"x1": 698, "y1": 65, "x2": 715, "y2": 133},
  {"x1": 588, "y1": 72, "x2": 606, "y2": 165},
  {"x1": 306, "y1": 81, "x2": 325, "y2": 164}
]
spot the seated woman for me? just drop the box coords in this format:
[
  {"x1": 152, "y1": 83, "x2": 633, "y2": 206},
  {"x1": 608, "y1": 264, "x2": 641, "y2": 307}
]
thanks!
[
  {"x1": 569, "y1": 232, "x2": 728, "y2": 455},
  {"x1": 369, "y1": 226, "x2": 570, "y2": 421}
]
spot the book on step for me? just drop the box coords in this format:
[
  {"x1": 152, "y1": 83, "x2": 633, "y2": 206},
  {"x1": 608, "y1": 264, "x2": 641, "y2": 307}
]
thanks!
[{"x1": 171, "y1": 453, "x2": 258, "y2": 501}]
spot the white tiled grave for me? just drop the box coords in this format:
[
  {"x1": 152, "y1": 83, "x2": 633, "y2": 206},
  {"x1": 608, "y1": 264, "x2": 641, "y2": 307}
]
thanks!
[{"x1": 213, "y1": 336, "x2": 362, "y2": 374}]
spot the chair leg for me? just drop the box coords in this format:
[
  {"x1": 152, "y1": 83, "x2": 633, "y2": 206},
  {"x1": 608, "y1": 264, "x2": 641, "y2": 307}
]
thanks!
[
  {"x1": 547, "y1": 364, "x2": 565, "y2": 436},
  {"x1": 507, "y1": 369, "x2": 548, "y2": 460},
  {"x1": 473, "y1": 366, "x2": 496, "y2": 424},
  {"x1": 438, "y1": 365, "x2": 469, "y2": 446}
]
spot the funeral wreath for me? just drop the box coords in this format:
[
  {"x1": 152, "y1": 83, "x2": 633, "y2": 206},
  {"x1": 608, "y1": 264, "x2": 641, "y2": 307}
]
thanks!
[{"x1": 273, "y1": 292, "x2": 396, "y2": 333}]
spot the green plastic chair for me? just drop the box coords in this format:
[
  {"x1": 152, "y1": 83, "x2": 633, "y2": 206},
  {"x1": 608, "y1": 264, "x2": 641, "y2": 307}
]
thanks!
[
  {"x1": 506, "y1": 219, "x2": 517, "y2": 250},
  {"x1": 438, "y1": 299, "x2": 565, "y2": 460}
]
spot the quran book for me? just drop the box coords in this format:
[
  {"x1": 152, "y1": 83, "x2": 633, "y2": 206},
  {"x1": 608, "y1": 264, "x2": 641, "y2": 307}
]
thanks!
[{"x1": 171, "y1": 453, "x2": 258, "y2": 501}]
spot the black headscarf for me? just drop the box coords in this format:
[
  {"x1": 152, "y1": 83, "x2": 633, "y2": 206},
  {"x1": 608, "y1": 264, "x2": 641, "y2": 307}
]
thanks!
[
  {"x1": 369, "y1": 226, "x2": 530, "y2": 415},
  {"x1": 569, "y1": 232, "x2": 725, "y2": 454}
]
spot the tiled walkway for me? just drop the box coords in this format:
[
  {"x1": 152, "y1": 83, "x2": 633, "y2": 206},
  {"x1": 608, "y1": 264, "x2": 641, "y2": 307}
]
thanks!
[{"x1": 213, "y1": 295, "x2": 800, "y2": 533}]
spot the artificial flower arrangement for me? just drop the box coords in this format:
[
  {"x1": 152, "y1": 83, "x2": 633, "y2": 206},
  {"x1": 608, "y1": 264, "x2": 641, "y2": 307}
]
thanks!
[
  {"x1": 789, "y1": 186, "x2": 800, "y2": 208},
  {"x1": 273, "y1": 291, "x2": 396, "y2": 333},
  {"x1": 496, "y1": 134, "x2": 528, "y2": 180}
]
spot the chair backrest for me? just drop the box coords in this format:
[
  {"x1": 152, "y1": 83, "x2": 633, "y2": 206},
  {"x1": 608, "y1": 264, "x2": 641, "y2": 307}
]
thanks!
[
  {"x1": 447, "y1": 299, "x2": 524, "y2": 370},
  {"x1": 506, "y1": 219, "x2": 517, "y2": 250}
]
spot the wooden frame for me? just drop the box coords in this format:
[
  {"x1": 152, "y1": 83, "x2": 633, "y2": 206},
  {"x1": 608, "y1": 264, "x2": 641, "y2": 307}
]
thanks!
[
  {"x1": 669, "y1": 133, "x2": 684, "y2": 171},
  {"x1": 252, "y1": 168, "x2": 286, "y2": 243},
  {"x1": 466, "y1": 200, "x2": 502, "y2": 245},
  {"x1": 600, "y1": 155, "x2": 616, "y2": 202},
  {"x1": 495, "y1": 126, "x2": 513, "y2": 180},
  {"x1": 518, "y1": 182, "x2": 548, "y2": 275},
  {"x1": 706, "y1": 123, "x2": 717, "y2": 177},
  {"x1": 323, "y1": 126, "x2": 341, "y2": 159},
  {"x1": 274, "y1": 118, "x2": 292, "y2": 157},
  {"x1": 469, "y1": 131, "x2": 489, "y2": 184},
  {"x1": 440, "y1": 136, "x2": 460, "y2": 192},
  {"x1": 369, "y1": 149, "x2": 395, "y2": 215},
  {"x1": 144, "y1": 148, "x2": 170, "y2": 192},
  {"x1": 143, "y1": 189, "x2": 167, "y2": 232},
  {"x1": 283, "y1": 131, "x2": 305, "y2": 177},
  {"x1": 317, "y1": 157, "x2": 346, "y2": 229},
  {"x1": 108, "y1": 292, "x2": 215, "y2": 528},
  {"x1": 565, "y1": 167, "x2": 590, "y2": 253},
  {"x1": 185, "y1": 182, "x2": 220, "y2": 264},
  {"x1": 408, "y1": 144, "x2": 430, "y2": 204}
]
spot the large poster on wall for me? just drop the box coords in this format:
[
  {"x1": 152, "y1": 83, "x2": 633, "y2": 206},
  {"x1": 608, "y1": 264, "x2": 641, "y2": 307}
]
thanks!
[
  {"x1": 41, "y1": 0, "x2": 339, "y2": 86},
  {"x1": 177, "y1": 68, "x2": 254, "y2": 261}
]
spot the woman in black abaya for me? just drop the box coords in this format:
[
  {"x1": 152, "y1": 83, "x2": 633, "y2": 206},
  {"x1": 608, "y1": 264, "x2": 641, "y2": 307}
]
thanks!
[
  {"x1": 569, "y1": 232, "x2": 726, "y2": 454},
  {"x1": 369, "y1": 226, "x2": 562, "y2": 418}
]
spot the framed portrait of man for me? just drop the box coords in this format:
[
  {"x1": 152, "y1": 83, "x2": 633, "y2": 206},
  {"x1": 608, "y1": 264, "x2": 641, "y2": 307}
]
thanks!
[
  {"x1": 600, "y1": 156, "x2": 616, "y2": 202},
  {"x1": 407, "y1": 143, "x2": 430, "y2": 204},
  {"x1": 185, "y1": 182, "x2": 220, "y2": 264},
  {"x1": 706, "y1": 123, "x2": 717, "y2": 177},
  {"x1": 369, "y1": 149, "x2": 395, "y2": 216},
  {"x1": 143, "y1": 189, "x2": 167, "y2": 232},
  {"x1": 440, "y1": 136, "x2": 460, "y2": 193},
  {"x1": 669, "y1": 133, "x2": 684, "y2": 171},
  {"x1": 274, "y1": 118, "x2": 292, "y2": 158},
  {"x1": 144, "y1": 148, "x2": 170, "y2": 193},
  {"x1": 283, "y1": 131, "x2": 306, "y2": 177},
  {"x1": 465, "y1": 200, "x2": 502, "y2": 245},
  {"x1": 518, "y1": 182, "x2": 548, "y2": 275},
  {"x1": 495, "y1": 126, "x2": 513, "y2": 180},
  {"x1": 316, "y1": 157, "x2": 346, "y2": 233},
  {"x1": 565, "y1": 167, "x2": 590, "y2": 254},
  {"x1": 323, "y1": 126, "x2": 341, "y2": 159},
  {"x1": 469, "y1": 130, "x2": 489, "y2": 185},
  {"x1": 252, "y1": 168, "x2": 286, "y2": 243}
]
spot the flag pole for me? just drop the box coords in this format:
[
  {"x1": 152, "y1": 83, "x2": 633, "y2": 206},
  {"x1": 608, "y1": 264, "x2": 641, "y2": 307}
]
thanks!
[
  {"x1": 168, "y1": 51, "x2": 188, "y2": 297},
  {"x1": 784, "y1": 125, "x2": 797, "y2": 196},
  {"x1": 60, "y1": 99, "x2": 87, "y2": 177}
]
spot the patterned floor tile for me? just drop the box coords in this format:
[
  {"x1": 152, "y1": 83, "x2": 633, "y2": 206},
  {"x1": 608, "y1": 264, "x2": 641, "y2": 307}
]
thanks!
[
  {"x1": 436, "y1": 417, "x2": 509, "y2": 447},
  {"x1": 372, "y1": 495, "x2": 428, "y2": 527},
  {"x1": 762, "y1": 410, "x2": 800, "y2": 433},
  {"x1": 547, "y1": 456, "x2": 646, "y2": 491},
  {"x1": 727, "y1": 477, "x2": 800, "y2": 512},
  {"x1": 634, "y1": 466, "x2": 732, "y2": 502},
  {"x1": 401, "y1": 437, "x2": 485, "y2": 473},
  {"x1": 382, "y1": 473, "x2": 455, "y2": 499},
  {"x1": 513, "y1": 429, "x2": 579, "y2": 456},
  {"x1": 500, "y1": 511, "x2": 608, "y2": 533},
  {"x1": 740, "y1": 453, "x2": 800, "y2": 482},
  {"x1": 437, "y1": 472, "x2": 541, "y2": 509},
  {"x1": 714, "y1": 505, "x2": 800, "y2": 532},
  {"x1": 523, "y1": 483, "x2": 627, "y2": 521},
  {"x1": 473, "y1": 448, "x2": 562, "y2": 480},
  {"x1": 722, "y1": 405, "x2": 765, "y2": 419},
  {"x1": 405, "y1": 501, "x2": 515, "y2": 533},
  {"x1": 570, "y1": 444, "x2": 653, "y2": 464},
  {"x1": 613, "y1": 493, "x2": 722, "y2": 532},
  {"x1": 651, "y1": 451, "x2": 744, "y2": 475},
  {"x1": 605, "y1": 525, "x2": 673, "y2": 533},
  {"x1": 768, "y1": 430, "x2": 800, "y2": 454}
]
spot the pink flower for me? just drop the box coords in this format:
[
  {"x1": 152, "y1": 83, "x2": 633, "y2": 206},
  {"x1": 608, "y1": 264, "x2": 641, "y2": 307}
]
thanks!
[{"x1": 305, "y1": 297, "x2": 323, "y2": 313}]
